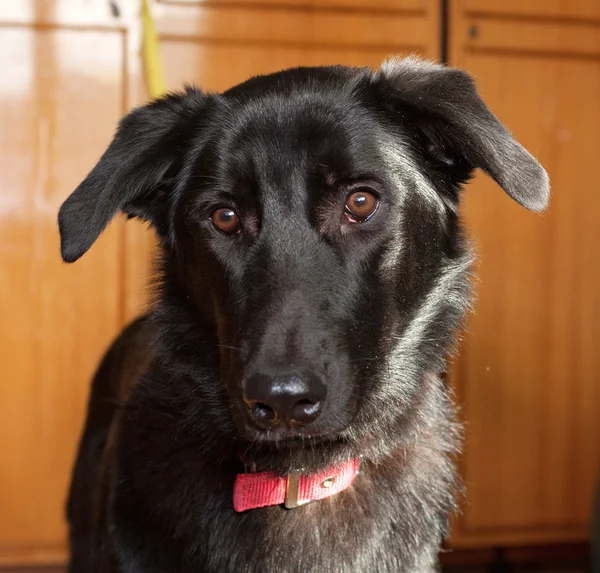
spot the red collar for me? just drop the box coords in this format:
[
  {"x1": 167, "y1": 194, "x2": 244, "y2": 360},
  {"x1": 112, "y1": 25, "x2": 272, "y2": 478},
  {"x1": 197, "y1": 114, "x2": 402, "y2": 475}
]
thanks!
[{"x1": 233, "y1": 459, "x2": 360, "y2": 512}]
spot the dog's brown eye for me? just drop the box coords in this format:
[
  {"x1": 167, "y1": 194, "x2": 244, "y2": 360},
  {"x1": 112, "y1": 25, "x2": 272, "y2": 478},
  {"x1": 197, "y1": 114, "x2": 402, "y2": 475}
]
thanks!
[
  {"x1": 345, "y1": 190, "x2": 378, "y2": 221},
  {"x1": 212, "y1": 208, "x2": 241, "y2": 234}
]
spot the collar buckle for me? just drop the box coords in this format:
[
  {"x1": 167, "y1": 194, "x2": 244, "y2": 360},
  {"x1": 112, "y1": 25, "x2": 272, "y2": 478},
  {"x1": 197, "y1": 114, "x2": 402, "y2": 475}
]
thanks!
[{"x1": 284, "y1": 473, "x2": 309, "y2": 509}]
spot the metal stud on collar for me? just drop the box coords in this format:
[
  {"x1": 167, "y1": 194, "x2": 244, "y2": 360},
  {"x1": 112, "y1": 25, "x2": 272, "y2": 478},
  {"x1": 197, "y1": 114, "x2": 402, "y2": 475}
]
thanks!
[{"x1": 321, "y1": 477, "x2": 336, "y2": 488}]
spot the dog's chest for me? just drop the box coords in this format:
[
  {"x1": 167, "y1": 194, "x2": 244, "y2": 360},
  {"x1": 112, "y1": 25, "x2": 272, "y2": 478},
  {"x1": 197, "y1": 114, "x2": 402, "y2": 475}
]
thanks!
[{"x1": 112, "y1": 463, "x2": 445, "y2": 573}]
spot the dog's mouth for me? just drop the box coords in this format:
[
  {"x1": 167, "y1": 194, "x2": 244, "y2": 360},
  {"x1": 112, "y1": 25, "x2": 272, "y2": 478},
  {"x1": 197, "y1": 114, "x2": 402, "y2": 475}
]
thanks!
[{"x1": 238, "y1": 423, "x2": 349, "y2": 444}]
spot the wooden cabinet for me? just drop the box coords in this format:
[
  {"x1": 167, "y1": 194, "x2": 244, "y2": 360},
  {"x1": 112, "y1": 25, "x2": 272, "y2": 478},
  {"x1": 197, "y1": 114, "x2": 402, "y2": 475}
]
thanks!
[
  {"x1": 0, "y1": 0, "x2": 439, "y2": 567},
  {"x1": 157, "y1": 0, "x2": 427, "y2": 10},
  {"x1": 448, "y1": 0, "x2": 600, "y2": 549},
  {"x1": 1, "y1": 0, "x2": 598, "y2": 566},
  {"x1": 153, "y1": 1, "x2": 439, "y2": 94},
  {"x1": 0, "y1": 0, "x2": 145, "y2": 566},
  {"x1": 462, "y1": 0, "x2": 600, "y2": 21}
]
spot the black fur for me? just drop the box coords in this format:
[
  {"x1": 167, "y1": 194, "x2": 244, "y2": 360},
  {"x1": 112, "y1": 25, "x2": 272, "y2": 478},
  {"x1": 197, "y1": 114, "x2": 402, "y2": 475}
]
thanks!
[{"x1": 59, "y1": 57, "x2": 549, "y2": 573}]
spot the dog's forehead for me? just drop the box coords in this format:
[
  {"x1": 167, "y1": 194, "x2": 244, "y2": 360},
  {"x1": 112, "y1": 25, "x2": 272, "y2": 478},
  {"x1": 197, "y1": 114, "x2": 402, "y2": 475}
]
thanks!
[
  {"x1": 224, "y1": 93, "x2": 362, "y2": 148},
  {"x1": 218, "y1": 67, "x2": 373, "y2": 146},
  {"x1": 210, "y1": 81, "x2": 385, "y2": 197}
]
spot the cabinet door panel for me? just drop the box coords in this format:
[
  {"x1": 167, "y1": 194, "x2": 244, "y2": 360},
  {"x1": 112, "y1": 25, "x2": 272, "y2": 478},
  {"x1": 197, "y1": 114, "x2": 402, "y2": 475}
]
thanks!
[
  {"x1": 162, "y1": 41, "x2": 414, "y2": 91},
  {"x1": 156, "y1": 5, "x2": 438, "y2": 56},
  {"x1": 158, "y1": 0, "x2": 426, "y2": 11},
  {"x1": 449, "y1": 11, "x2": 600, "y2": 548},
  {"x1": 0, "y1": 23, "x2": 128, "y2": 566},
  {"x1": 463, "y1": 0, "x2": 600, "y2": 22}
]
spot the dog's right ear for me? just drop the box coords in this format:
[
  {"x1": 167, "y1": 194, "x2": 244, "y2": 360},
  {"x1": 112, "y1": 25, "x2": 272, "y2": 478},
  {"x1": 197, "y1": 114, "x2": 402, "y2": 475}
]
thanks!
[
  {"x1": 372, "y1": 57, "x2": 550, "y2": 213},
  {"x1": 58, "y1": 87, "x2": 209, "y2": 263}
]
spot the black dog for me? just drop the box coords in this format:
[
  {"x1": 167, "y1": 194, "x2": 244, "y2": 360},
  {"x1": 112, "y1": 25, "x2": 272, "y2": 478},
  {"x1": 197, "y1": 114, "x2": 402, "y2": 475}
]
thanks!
[{"x1": 59, "y1": 57, "x2": 549, "y2": 572}]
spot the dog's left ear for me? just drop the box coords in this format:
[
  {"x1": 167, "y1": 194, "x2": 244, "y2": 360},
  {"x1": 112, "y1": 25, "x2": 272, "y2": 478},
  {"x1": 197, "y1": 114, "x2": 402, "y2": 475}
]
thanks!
[
  {"x1": 373, "y1": 57, "x2": 549, "y2": 212},
  {"x1": 58, "y1": 87, "x2": 209, "y2": 263}
]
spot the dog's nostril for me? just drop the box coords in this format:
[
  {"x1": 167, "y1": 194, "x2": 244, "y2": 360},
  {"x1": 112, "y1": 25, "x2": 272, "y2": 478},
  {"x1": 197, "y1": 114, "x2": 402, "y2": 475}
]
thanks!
[
  {"x1": 291, "y1": 399, "x2": 322, "y2": 424},
  {"x1": 248, "y1": 402, "x2": 276, "y2": 425}
]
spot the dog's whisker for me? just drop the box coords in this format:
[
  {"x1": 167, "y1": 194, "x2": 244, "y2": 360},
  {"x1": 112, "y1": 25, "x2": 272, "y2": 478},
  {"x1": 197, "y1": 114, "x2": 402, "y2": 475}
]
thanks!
[{"x1": 213, "y1": 344, "x2": 244, "y2": 353}]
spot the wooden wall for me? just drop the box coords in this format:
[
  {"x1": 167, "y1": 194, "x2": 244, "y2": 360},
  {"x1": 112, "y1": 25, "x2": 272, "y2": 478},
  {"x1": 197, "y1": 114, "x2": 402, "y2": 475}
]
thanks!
[{"x1": 0, "y1": 0, "x2": 598, "y2": 566}]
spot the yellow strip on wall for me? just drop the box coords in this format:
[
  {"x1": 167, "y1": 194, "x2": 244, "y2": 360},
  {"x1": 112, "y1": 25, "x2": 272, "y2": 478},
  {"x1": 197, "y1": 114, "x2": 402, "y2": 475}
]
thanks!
[{"x1": 141, "y1": 0, "x2": 167, "y2": 99}]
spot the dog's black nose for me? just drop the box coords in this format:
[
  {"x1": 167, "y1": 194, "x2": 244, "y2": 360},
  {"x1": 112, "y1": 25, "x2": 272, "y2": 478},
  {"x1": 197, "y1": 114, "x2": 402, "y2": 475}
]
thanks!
[{"x1": 242, "y1": 372, "x2": 327, "y2": 429}]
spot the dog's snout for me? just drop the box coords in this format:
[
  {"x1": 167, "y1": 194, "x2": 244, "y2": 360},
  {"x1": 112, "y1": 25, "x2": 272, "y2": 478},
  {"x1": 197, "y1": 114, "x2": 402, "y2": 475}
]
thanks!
[{"x1": 242, "y1": 372, "x2": 327, "y2": 429}]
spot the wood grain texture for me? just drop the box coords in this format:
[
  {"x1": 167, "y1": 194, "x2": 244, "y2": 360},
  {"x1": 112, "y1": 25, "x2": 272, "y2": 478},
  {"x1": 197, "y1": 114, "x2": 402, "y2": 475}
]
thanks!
[
  {"x1": 0, "y1": 0, "x2": 144, "y2": 566},
  {"x1": 464, "y1": 0, "x2": 600, "y2": 22},
  {"x1": 449, "y1": 1, "x2": 600, "y2": 549},
  {"x1": 456, "y1": 15, "x2": 600, "y2": 57},
  {"x1": 0, "y1": 24, "x2": 123, "y2": 562},
  {"x1": 155, "y1": 3, "x2": 438, "y2": 53},
  {"x1": 157, "y1": 0, "x2": 426, "y2": 11}
]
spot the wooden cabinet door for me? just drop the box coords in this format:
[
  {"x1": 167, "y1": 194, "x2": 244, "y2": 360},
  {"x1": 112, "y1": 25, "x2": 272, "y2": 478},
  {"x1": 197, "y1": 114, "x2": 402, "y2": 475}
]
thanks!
[
  {"x1": 157, "y1": 0, "x2": 428, "y2": 11},
  {"x1": 462, "y1": 0, "x2": 600, "y2": 21},
  {"x1": 154, "y1": 1, "x2": 440, "y2": 91},
  {"x1": 449, "y1": 1, "x2": 600, "y2": 548},
  {"x1": 0, "y1": 1, "x2": 142, "y2": 566},
  {"x1": 0, "y1": 0, "x2": 439, "y2": 567}
]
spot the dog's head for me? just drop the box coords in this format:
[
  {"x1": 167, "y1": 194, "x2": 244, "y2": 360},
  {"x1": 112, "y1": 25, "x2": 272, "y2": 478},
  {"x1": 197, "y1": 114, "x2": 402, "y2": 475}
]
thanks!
[{"x1": 59, "y1": 58, "x2": 548, "y2": 470}]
